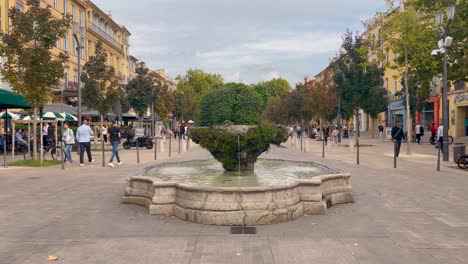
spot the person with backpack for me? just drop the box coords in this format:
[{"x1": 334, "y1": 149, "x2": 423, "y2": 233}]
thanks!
[
  {"x1": 415, "y1": 123, "x2": 422, "y2": 144},
  {"x1": 108, "y1": 121, "x2": 123, "y2": 167},
  {"x1": 391, "y1": 121, "x2": 405, "y2": 157}
]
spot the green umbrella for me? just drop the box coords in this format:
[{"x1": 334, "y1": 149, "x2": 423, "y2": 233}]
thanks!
[
  {"x1": 20, "y1": 115, "x2": 34, "y2": 120},
  {"x1": 0, "y1": 89, "x2": 31, "y2": 109},
  {"x1": 62, "y1": 112, "x2": 77, "y2": 121},
  {"x1": 38, "y1": 112, "x2": 64, "y2": 120},
  {"x1": 0, "y1": 112, "x2": 20, "y2": 120}
]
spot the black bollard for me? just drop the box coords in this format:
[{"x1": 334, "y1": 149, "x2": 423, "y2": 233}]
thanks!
[
  {"x1": 393, "y1": 140, "x2": 397, "y2": 169},
  {"x1": 136, "y1": 137, "x2": 140, "y2": 164},
  {"x1": 169, "y1": 135, "x2": 172, "y2": 157}
]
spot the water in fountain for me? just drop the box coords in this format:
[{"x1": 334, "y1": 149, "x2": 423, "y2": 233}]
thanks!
[{"x1": 145, "y1": 159, "x2": 333, "y2": 187}]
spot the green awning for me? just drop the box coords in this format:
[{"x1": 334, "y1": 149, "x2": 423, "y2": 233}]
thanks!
[{"x1": 0, "y1": 89, "x2": 32, "y2": 109}]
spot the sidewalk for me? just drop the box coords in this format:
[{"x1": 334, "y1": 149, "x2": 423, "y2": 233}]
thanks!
[{"x1": 0, "y1": 136, "x2": 467, "y2": 263}]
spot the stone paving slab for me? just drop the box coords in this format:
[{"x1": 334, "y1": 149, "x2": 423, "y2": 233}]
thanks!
[{"x1": 0, "y1": 139, "x2": 468, "y2": 263}]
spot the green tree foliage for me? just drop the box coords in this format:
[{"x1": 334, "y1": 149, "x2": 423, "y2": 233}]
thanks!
[
  {"x1": 254, "y1": 78, "x2": 291, "y2": 106},
  {"x1": 125, "y1": 66, "x2": 153, "y2": 118},
  {"x1": 190, "y1": 123, "x2": 288, "y2": 171},
  {"x1": 81, "y1": 42, "x2": 120, "y2": 120},
  {"x1": 174, "y1": 69, "x2": 223, "y2": 119},
  {"x1": 413, "y1": 0, "x2": 467, "y2": 84},
  {"x1": 0, "y1": 0, "x2": 71, "y2": 160},
  {"x1": 0, "y1": 0, "x2": 71, "y2": 107},
  {"x1": 197, "y1": 83, "x2": 264, "y2": 126},
  {"x1": 151, "y1": 73, "x2": 174, "y2": 121},
  {"x1": 173, "y1": 91, "x2": 197, "y2": 121},
  {"x1": 334, "y1": 31, "x2": 386, "y2": 136}
]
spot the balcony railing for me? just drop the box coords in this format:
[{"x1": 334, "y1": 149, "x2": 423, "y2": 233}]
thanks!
[{"x1": 90, "y1": 23, "x2": 122, "y2": 50}]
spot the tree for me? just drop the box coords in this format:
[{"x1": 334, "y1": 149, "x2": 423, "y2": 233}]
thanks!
[
  {"x1": 173, "y1": 91, "x2": 197, "y2": 121},
  {"x1": 174, "y1": 69, "x2": 223, "y2": 119},
  {"x1": 197, "y1": 83, "x2": 264, "y2": 126},
  {"x1": 254, "y1": 78, "x2": 291, "y2": 107},
  {"x1": 125, "y1": 65, "x2": 153, "y2": 118},
  {"x1": 334, "y1": 30, "x2": 386, "y2": 164},
  {"x1": 82, "y1": 42, "x2": 120, "y2": 167},
  {"x1": 370, "y1": 0, "x2": 440, "y2": 154},
  {"x1": 150, "y1": 73, "x2": 175, "y2": 122},
  {"x1": 413, "y1": 0, "x2": 467, "y2": 84},
  {"x1": 0, "y1": 0, "x2": 71, "y2": 159}
]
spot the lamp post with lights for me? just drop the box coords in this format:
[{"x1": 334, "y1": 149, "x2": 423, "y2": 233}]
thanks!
[{"x1": 432, "y1": 4, "x2": 455, "y2": 162}]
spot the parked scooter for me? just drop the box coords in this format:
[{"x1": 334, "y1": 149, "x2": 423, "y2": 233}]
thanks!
[{"x1": 122, "y1": 133, "x2": 153, "y2": 149}]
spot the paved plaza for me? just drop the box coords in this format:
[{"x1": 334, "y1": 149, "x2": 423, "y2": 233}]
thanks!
[{"x1": 0, "y1": 137, "x2": 467, "y2": 264}]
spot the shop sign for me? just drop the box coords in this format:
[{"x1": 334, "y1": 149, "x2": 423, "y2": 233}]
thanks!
[
  {"x1": 454, "y1": 94, "x2": 468, "y2": 104},
  {"x1": 389, "y1": 100, "x2": 404, "y2": 110}
]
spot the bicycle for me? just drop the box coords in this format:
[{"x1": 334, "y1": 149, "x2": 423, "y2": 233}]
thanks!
[
  {"x1": 430, "y1": 135, "x2": 453, "y2": 146},
  {"x1": 457, "y1": 154, "x2": 468, "y2": 169}
]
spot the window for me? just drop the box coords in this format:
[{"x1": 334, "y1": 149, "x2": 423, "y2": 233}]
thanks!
[
  {"x1": 72, "y1": 5, "x2": 75, "y2": 21},
  {"x1": 15, "y1": 3, "x2": 24, "y2": 12},
  {"x1": 455, "y1": 81, "x2": 466, "y2": 91},
  {"x1": 73, "y1": 38, "x2": 77, "y2": 55},
  {"x1": 73, "y1": 71, "x2": 78, "y2": 83},
  {"x1": 56, "y1": 39, "x2": 61, "y2": 49},
  {"x1": 64, "y1": 68, "x2": 69, "y2": 85},
  {"x1": 393, "y1": 53, "x2": 397, "y2": 61},
  {"x1": 64, "y1": 34, "x2": 69, "y2": 51},
  {"x1": 53, "y1": 0, "x2": 58, "y2": 9},
  {"x1": 63, "y1": 0, "x2": 67, "y2": 13},
  {"x1": 393, "y1": 79, "x2": 397, "y2": 94},
  {"x1": 385, "y1": 78, "x2": 389, "y2": 91},
  {"x1": 88, "y1": 40, "x2": 92, "y2": 57},
  {"x1": 79, "y1": 10, "x2": 83, "y2": 26}
]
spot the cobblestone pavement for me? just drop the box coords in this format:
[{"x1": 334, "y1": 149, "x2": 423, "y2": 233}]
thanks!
[{"x1": 0, "y1": 137, "x2": 467, "y2": 264}]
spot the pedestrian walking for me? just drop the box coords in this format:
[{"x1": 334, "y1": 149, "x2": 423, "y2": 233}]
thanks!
[
  {"x1": 296, "y1": 125, "x2": 302, "y2": 138},
  {"x1": 437, "y1": 124, "x2": 444, "y2": 150},
  {"x1": 414, "y1": 122, "x2": 421, "y2": 144},
  {"x1": 323, "y1": 126, "x2": 330, "y2": 145},
  {"x1": 391, "y1": 121, "x2": 405, "y2": 157},
  {"x1": 77, "y1": 119, "x2": 95, "y2": 166},
  {"x1": 332, "y1": 126, "x2": 339, "y2": 144},
  {"x1": 42, "y1": 122, "x2": 49, "y2": 146},
  {"x1": 108, "y1": 121, "x2": 122, "y2": 167},
  {"x1": 102, "y1": 125, "x2": 108, "y2": 144},
  {"x1": 179, "y1": 122, "x2": 186, "y2": 140},
  {"x1": 378, "y1": 124, "x2": 385, "y2": 140},
  {"x1": 62, "y1": 122, "x2": 75, "y2": 164}
]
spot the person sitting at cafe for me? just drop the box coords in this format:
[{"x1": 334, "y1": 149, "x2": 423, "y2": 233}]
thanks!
[{"x1": 15, "y1": 128, "x2": 28, "y2": 149}]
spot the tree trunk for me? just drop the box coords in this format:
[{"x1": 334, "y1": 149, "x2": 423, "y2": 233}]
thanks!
[
  {"x1": 404, "y1": 49, "x2": 412, "y2": 155},
  {"x1": 101, "y1": 115, "x2": 105, "y2": 167},
  {"x1": 33, "y1": 107, "x2": 38, "y2": 160},
  {"x1": 356, "y1": 109, "x2": 360, "y2": 165},
  {"x1": 372, "y1": 117, "x2": 375, "y2": 139}
]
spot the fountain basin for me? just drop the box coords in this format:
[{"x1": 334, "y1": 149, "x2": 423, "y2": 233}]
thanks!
[{"x1": 122, "y1": 159, "x2": 354, "y2": 225}]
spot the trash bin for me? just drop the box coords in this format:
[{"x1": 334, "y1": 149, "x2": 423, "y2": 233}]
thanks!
[{"x1": 453, "y1": 143, "x2": 465, "y2": 163}]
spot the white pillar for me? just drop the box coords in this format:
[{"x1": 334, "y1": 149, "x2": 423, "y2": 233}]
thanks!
[{"x1": 159, "y1": 138, "x2": 165, "y2": 153}]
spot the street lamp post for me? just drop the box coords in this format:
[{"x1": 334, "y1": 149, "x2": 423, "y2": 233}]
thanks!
[
  {"x1": 433, "y1": 4, "x2": 455, "y2": 162},
  {"x1": 72, "y1": 22, "x2": 86, "y2": 126}
]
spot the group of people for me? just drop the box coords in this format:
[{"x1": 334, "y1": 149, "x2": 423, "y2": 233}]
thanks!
[
  {"x1": 61, "y1": 120, "x2": 122, "y2": 167},
  {"x1": 173, "y1": 121, "x2": 192, "y2": 140},
  {"x1": 391, "y1": 121, "x2": 445, "y2": 157}
]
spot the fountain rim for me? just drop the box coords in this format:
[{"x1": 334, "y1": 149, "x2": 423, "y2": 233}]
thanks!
[{"x1": 134, "y1": 158, "x2": 345, "y2": 193}]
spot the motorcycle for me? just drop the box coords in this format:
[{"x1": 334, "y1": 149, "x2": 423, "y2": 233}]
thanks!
[{"x1": 122, "y1": 133, "x2": 153, "y2": 149}]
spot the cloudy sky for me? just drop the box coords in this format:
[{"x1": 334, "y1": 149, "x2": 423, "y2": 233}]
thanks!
[{"x1": 93, "y1": 0, "x2": 386, "y2": 85}]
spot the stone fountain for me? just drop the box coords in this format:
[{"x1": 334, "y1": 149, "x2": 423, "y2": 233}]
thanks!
[{"x1": 122, "y1": 124, "x2": 354, "y2": 225}]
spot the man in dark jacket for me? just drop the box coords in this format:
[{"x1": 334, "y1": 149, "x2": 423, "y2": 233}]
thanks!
[{"x1": 391, "y1": 121, "x2": 405, "y2": 157}]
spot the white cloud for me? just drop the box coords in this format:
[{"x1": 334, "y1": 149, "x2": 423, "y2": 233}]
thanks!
[
  {"x1": 261, "y1": 71, "x2": 280, "y2": 81},
  {"x1": 244, "y1": 32, "x2": 342, "y2": 55}
]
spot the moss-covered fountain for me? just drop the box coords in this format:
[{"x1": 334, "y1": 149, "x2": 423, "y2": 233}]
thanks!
[{"x1": 122, "y1": 83, "x2": 353, "y2": 225}]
